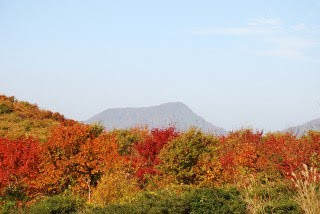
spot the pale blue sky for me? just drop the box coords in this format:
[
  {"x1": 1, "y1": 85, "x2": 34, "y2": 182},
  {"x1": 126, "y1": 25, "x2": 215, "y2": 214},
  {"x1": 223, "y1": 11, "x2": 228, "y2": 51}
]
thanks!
[{"x1": 0, "y1": 0, "x2": 319, "y2": 131}]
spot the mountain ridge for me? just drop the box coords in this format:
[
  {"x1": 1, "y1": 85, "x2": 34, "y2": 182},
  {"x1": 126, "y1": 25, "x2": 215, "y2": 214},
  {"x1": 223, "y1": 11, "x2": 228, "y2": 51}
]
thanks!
[
  {"x1": 86, "y1": 102, "x2": 227, "y2": 135},
  {"x1": 284, "y1": 118, "x2": 320, "y2": 136}
]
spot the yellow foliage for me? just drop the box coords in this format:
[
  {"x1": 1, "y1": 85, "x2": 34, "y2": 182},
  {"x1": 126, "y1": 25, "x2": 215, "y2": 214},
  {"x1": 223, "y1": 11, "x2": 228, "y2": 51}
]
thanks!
[
  {"x1": 92, "y1": 170, "x2": 140, "y2": 206},
  {"x1": 194, "y1": 152, "x2": 222, "y2": 187}
]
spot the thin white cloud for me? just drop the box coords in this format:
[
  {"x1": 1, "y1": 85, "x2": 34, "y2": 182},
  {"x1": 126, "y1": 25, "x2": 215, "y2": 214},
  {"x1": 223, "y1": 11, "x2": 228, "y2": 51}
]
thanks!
[
  {"x1": 268, "y1": 37, "x2": 318, "y2": 49},
  {"x1": 256, "y1": 49, "x2": 302, "y2": 58},
  {"x1": 193, "y1": 18, "x2": 319, "y2": 62},
  {"x1": 192, "y1": 27, "x2": 272, "y2": 36},
  {"x1": 248, "y1": 18, "x2": 283, "y2": 26},
  {"x1": 193, "y1": 18, "x2": 281, "y2": 36}
]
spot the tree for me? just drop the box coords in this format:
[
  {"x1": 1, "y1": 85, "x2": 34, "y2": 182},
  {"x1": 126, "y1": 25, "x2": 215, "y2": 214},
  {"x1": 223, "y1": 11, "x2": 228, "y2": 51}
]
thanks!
[
  {"x1": 112, "y1": 127, "x2": 148, "y2": 156},
  {"x1": 38, "y1": 123, "x2": 123, "y2": 201},
  {"x1": 131, "y1": 127, "x2": 178, "y2": 184},
  {"x1": 217, "y1": 129, "x2": 263, "y2": 183},
  {"x1": 92, "y1": 170, "x2": 139, "y2": 206},
  {"x1": 158, "y1": 128, "x2": 218, "y2": 184},
  {"x1": 0, "y1": 137, "x2": 42, "y2": 197},
  {"x1": 261, "y1": 132, "x2": 320, "y2": 177}
]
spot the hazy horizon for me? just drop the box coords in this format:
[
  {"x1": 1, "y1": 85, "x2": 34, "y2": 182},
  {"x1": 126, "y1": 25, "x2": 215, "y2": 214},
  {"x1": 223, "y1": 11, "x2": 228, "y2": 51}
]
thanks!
[{"x1": 1, "y1": 0, "x2": 320, "y2": 131}]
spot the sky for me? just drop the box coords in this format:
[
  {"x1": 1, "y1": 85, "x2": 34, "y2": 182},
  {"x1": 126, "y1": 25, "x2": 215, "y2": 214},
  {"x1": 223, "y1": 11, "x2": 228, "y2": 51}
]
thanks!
[{"x1": 0, "y1": 0, "x2": 320, "y2": 131}]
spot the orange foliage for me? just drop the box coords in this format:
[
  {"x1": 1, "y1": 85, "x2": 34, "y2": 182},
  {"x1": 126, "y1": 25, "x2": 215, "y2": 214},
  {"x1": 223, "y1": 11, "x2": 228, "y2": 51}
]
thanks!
[
  {"x1": 196, "y1": 130, "x2": 320, "y2": 186},
  {"x1": 38, "y1": 123, "x2": 123, "y2": 195},
  {"x1": 217, "y1": 130, "x2": 264, "y2": 183}
]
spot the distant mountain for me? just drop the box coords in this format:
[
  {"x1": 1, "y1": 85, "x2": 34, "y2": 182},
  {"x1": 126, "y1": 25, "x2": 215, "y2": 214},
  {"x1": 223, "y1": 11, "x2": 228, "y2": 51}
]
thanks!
[
  {"x1": 284, "y1": 118, "x2": 320, "y2": 136},
  {"x1": 85, "y1": 102, "x2": 227, "y2": 135}
]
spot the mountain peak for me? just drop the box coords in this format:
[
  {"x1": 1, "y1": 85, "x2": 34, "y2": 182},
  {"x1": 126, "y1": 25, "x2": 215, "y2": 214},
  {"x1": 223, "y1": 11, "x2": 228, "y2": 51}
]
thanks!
[
  {"x1": 284, "y1": 118, "x2": 320, "y2": 136},
  {"x1": 160, "y1": 101, "x2": 188, "y2": 106},
  {"x1": 86, "y1": 102, "x2": 226, "y2": 135}
]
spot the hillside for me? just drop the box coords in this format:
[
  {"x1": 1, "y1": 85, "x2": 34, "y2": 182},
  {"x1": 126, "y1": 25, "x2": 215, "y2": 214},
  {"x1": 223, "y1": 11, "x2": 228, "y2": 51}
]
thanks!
[
  {"x1": 0, "y1": 94, "x2": 74, "y2": 141},
  {"x1": 285, "y1": 118, "x2": 320, "y2": 136},
  {"x1": 1, "y1": 94, "x2": 320, "y2": 214},
  {"x1": 86, "y1": 102, "x2": 227, "y2": 135}
]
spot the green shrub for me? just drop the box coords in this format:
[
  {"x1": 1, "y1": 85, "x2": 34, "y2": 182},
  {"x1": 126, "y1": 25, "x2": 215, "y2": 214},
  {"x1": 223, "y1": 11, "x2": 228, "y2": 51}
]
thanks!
[
  {"x1": 87, "y1": 205, "x2": 137, "y2": 214},
  {"x1": 243, "y1": 177, "x2": 302, "y2": 214},
  {"x1": 188, "y1": 188, "x2": 247, "y2": 214},
  {"x1": 0, "y1": 186, "x2": 27, "y2": 214},
  {"x1": 98, "y1": 187, "x2": 246, "y2": 214},
  {"x1": 2, "y1": 185, "x2": 27, "y2": 202},
  {"x1": 89, "y1": 123, "x2": 105, "y2": 138},
  {"x1": 0, "y1": 103, "x2": 13, "y2": 115},
  {"x1": 259, "y1": 186, "x2": 301, "y2": 213},
  {"x1": 115, "y1": 129, "x2": 143, "y2": 155},
  {"x1": 128, "y1": 190, "x2": 189, "y2": 214},
  {"x1": 158, "y1": 128, "x2": 218, "y2": 184},
  {"x1": 28, "y1": 193, "x2": 85, "y2": 214},
  {"x1": 263, "y1": 200, "x2": 301, "y2": 214},
  {"x1": 94, "y1": 187, "x2": 189, "y2": 214},
  {"x1": 0, "y1": 200, "x2": 18, "y2": 214}
]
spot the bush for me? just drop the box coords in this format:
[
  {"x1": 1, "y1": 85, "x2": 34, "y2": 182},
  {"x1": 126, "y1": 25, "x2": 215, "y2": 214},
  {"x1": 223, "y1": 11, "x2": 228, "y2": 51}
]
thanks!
[
  {"x1": 96, "y1": 187, "x2": 246, "y2": 214},
  {"x1": 128, "y1": 189, "x2": 189, "y2": 214},
  {"x1": 93, "y1": 187, "x2": 190, "y2": 214},
  {"x1": 1, "y1": 185, "x2": 27, "y2": 202},
  {"x1": 263, "y1": 200, "x2": 301, "y2": 214},
  {"x1": 87, "y1": 205, "x2": 136, "y2": 214},
  {"x1": 112, "y1": 128, "x2": 148, "y2": 156},
  {"x1": 28, "y1": 193, "x2": 85, "y2": 214},
  {"x1": 0, "y1": 200, "x2": 18, "y2": 214},
  {"x1": 92, "y1": 171, "x2": 139, "y2": 206},
  {"x1": 158, "y1": 128, "x2": 218, "y2": 184},
  {"x1": 188, "y1": 188, "x2": 247, "y2": 214},
  {"x1": 116, "y1": 129, "x2": 142, "y2": 155},
  {"x1": 243, "y1": 175, "x2": 301, "y2": 214},
  {"x1": 258, "y1": 180, "x2": 301, "y2": 214},
  {"x1": 0, "y1": 103, "x2": 13, "y2": 115}
]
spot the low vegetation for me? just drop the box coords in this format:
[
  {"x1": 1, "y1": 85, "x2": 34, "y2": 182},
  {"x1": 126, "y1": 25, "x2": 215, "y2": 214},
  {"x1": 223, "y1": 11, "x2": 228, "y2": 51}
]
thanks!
[{"x1": 1, "y1": 94, "x2": 320, "y2": 213}]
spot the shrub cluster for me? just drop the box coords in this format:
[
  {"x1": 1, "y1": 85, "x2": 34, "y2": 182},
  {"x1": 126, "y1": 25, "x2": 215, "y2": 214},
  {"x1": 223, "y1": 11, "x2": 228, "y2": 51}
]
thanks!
[{"x1": 1, "y1": 94, "x2": 320, "y2": 213}]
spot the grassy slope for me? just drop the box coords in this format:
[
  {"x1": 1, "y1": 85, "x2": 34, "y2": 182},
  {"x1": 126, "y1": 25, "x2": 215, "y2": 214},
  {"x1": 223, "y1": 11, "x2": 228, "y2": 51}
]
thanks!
[{"x1": 0, "y1": 94, "x2": 74, "y2": 141}]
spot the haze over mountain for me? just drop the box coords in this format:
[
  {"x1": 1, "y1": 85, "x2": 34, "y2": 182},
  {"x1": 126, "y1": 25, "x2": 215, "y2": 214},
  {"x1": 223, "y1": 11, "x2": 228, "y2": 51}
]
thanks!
[
  {"x1": 285, "y1": 118, "x2": 320, "y2": 136},
  {"x1": 86, "y1": 102, "x2": 226, "y2": 135}
]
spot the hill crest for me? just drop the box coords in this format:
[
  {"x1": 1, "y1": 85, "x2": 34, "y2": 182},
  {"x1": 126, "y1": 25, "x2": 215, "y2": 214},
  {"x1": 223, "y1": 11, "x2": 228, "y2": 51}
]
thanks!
[
  {"x1": 86, "y1": 102, "x2": 226, "y2": 135},
  {"x1": 285, "y1": 118, "x2": 320, "y2": 136}
]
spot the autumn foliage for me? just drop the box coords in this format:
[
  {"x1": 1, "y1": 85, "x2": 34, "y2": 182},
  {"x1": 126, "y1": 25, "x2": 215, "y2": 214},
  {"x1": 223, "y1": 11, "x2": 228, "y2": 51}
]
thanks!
[
  {"x1": 1, "y1": 94, "x2": 320, "y2": 212},
  {"x1": 216, "y1": 130, "x2": 264, "y2": 183},
  {"x1": 261, "y1": 131, "x2": 320, "y2": 176},
  {"x1": 0, "y1": 137, "x2": 42, "y2": 195},
  {"x1": 159, "y1": 128, "x2": 218, "y2": 185},
  {"x1": 131, "y1": 127, "x2": 179, "y2": 183},
  {"x1": 0, "y1": 95, "x2": 75, "y2": 141},
  {"x1": 38, "y1": 123, "x2": 123, "y2": 196}
]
